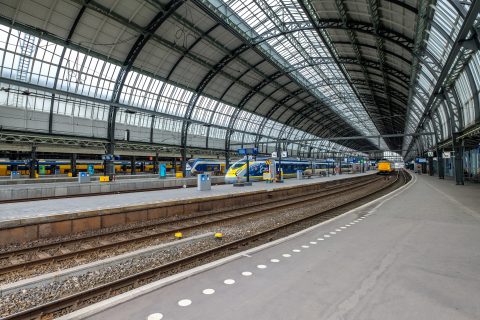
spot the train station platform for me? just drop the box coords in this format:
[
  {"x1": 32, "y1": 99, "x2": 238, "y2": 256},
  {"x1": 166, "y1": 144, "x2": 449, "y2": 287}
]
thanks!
[
  {"x1": 0, "y1": 172, "x2": 374, "y2": 223},
  {"x1": 0, "y1": 171, "x2": 376, "y2": 224},
  {"x1": 0, "y1": 173, "x2": 161, "y2": 185},
  {"x1": 66, "y1": 172, "x2": 480, "y2": 320},
  {"x1": 0, "y1": 175, "x2": 223, "y2": 202}
]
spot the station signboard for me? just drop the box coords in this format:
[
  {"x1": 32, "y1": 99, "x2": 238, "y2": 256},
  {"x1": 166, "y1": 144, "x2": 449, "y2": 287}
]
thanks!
[
  {"x1": 102, "y1": 154, "x2": 114, "y2": 161},
  {"x1": 443, "y1": 152, "x2": 451, "y2": 159},
  {"x1": 237, "y1": 148, "x2": 258, "y2": 155}
]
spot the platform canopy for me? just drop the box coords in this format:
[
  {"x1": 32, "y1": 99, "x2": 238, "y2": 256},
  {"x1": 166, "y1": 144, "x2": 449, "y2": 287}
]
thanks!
[{"x1": 0, "y1": 0, "x2": 478, "y2": 160}]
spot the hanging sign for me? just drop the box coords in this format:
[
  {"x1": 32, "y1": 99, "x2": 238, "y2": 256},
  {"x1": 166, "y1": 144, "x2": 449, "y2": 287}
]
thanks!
[{"x1": 237, "y1": 148, "x2": 258, "y2": 155}]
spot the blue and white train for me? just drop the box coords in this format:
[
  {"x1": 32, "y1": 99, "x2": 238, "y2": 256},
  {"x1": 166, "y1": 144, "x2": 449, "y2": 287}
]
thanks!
[
  {"x1": 186, "y1": 158, "x2": 226, "y2": 176},
  {"x1": 225, "y1": 157, "x2": 338, "y2": 183}
]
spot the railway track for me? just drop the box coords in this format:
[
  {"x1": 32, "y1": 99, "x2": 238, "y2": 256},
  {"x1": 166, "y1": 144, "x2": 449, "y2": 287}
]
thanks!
[
  {"x1": 1, "y1": 172, "x2": 409, "y2": 319},
  {"x1": 0, "y1": 175, "x2": 381, "y2": 282}
]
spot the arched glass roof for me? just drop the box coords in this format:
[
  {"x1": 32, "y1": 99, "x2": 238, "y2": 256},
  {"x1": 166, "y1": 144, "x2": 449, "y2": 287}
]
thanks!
[{"x1": 0, "y1": 0, "x2": 478, "y2": 161}]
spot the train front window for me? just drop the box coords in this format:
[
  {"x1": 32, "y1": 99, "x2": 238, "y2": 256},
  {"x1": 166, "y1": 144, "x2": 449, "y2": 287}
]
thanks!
[{"x1": 230, "y1": 161, "x2": 246, "y2": 169}]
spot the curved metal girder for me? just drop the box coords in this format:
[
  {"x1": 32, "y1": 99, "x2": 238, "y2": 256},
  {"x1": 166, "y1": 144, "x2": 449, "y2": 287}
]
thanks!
[
  {"x1": 206, "y1": 58, "x2": 268, "y2": 149},
  {"x1": 48, "y1": 0, "x2": 91, "y2": 133},
  {"x1": 149, "y1": 23, "x2": 220, "y2": 143},
  {"x1": 306, "y1": 77, "x2": 409, "y2": 103},
  {"x1": 180, "y1": 42, "x2": 250, "y2": 161},
  {"x1": 339, "y1": 57, "x2": 411, "y2": 85},
  {"x1": 321, "y1": 41, "x2": 412, "y2": 65},
  {"x1": 224, "y1": 71, "x2": 283, "y2": 151},
  {"x1": 188, "y1": 0, "x2": 388, "y2": 158},
  {"x1": 348, "y1": 68, "x2": 411, "y2": 93},
  {"x1": 107, "y1": 0, "x2": 184, "y2": 149},
  {"x1": 252, "y1": 20, "x2": 414, "y2": 53},
  {"x1": 405, "y1": 0, "x2": 480, "y2": 156},
  {"x1": 251, "y1": 89, "x2": 306, "y2": 146},
  {"x1": 279, "y1": 56, "x2": 411, "y2": 92}
]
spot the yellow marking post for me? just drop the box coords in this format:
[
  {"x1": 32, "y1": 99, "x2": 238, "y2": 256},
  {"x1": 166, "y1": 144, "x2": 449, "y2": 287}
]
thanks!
[
  {"x1": 175, "y1": 232, "x2": 183, "y2": 239},
  {"x1": 214, "y1": 232, "x2": 223, "y2": 239}
]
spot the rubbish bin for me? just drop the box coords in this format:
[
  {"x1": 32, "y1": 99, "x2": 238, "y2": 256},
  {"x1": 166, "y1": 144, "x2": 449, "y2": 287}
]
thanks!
[
  {"x1": 297, "y1": 170, "x2": 303, "y2": 180},
  {"x1": 10, "y1": 171, "x2": 20, "y2": 179},
  {"x1": 78, "y1": 172, "x2": 91, "y2": 183},
  {"x1": 197, "y1": 173, "x2": 211, "y2": 191}
]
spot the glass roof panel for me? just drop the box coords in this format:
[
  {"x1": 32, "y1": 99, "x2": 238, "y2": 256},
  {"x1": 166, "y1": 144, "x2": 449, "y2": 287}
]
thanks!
[
  {"x1": 208, "y1": 0, "x2": 387, "y2": 149},
  {"x1": 404, "y1": 0, "x2": 465, "y2": 155},
  {"x1": 0, "y1": 22, "x2": 361, "y2": 155}
]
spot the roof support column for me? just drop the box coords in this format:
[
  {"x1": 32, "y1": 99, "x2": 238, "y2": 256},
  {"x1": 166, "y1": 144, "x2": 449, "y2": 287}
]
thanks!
[{"x1": 453, "y1": 132, "x2": 464, "y2": 185}]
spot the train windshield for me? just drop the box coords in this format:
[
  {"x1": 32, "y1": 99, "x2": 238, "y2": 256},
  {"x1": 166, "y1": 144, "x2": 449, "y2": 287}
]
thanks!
[{"x1": 230, "y1": 160, "x2": 246, "y2": 169}]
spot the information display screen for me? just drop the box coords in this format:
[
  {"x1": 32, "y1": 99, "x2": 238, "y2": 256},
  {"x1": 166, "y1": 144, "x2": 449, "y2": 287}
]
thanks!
[{"x1": 237, "y1": 148, "x2": 258, "y2": 155}]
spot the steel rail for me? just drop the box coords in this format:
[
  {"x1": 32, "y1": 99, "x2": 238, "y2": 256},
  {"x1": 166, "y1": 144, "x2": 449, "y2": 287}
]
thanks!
[{"x1": 0, "y1": 175, "x2": 379, "y2": 279}]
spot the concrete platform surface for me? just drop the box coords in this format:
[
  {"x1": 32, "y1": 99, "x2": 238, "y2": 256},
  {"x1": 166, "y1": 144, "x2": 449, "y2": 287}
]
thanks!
[
  {"x1": 0, "y1": 175, "x2": 172, "y2": 190},
  {"x1": 0, "y1": 175, "x2": 224, "y2": 202},
  {"x1": 72, "y1": 173, "x2": 480, "y2": 320},
  {"x1": 0, "y1": 173, "x2": 161, "y2": 185},
  {"x1": 0, "y1": 172, "x2": 374, "y2": 222}
]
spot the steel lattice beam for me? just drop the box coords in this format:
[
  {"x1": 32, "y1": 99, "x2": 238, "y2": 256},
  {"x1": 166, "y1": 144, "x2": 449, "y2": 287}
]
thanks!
[
  {"x1": 406, "y1": 0, "x2": 480, "y2": 156},
  {"x1": 105, "y1": 0, "x2": 184, "y2": 169}
]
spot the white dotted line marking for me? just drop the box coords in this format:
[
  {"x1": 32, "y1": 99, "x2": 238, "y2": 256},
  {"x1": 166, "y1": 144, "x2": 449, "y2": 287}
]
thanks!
[
  {"x1": 271, "y1": 259, "x2": 280, "y2": 263},
  {"x1": 317, "y1": 238, "x2": 324, "y2": 241},
  {"x1": 292, "y1": 249, "x2": 301, "y2": 252},
  {"x1": 310, "y1": 241, "x2": 317, "y2": 244},
  {"x1": 340, "y1": 227, "x2": 347, "y2": 229},
  {"x1": 178, "y1": 299, "x2": 192, "y2": 307},
  {"x1": 224, "y1": 279, "x2": 235, "y2": 285},
  {"x1": 202, "y1": 288, "x2": 215, "y2": 295},
  {"x1": 147, "y1": 313, "x2": 163, "y2": 320},
  {"x1": 283, "y1": 253, "x2": 292, "y2": 258},
  {"x1": 242, "y1": 271, "x2": 253, "y2": 276},
  {"x1": 324, "y1": 235, "x2": 331, "y2": 238},
  {"x1": 301, "y1": 245, "x2": 309, "y2": 248},
  {"x1": 257, "y1": 264, "x2": 267, "y2": 269},
  {"x1": 335, "y1": 229, "x2": 342, "y2": 232}
]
